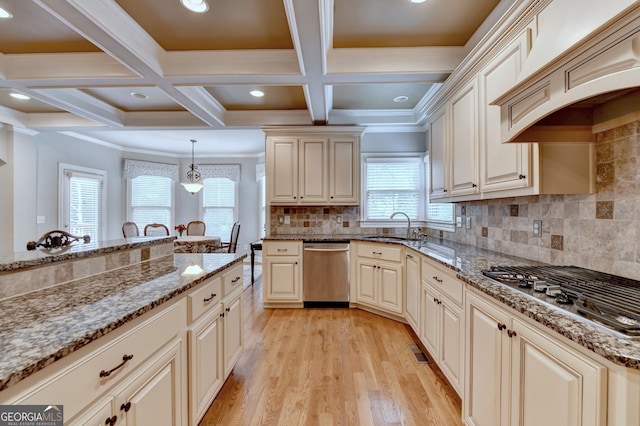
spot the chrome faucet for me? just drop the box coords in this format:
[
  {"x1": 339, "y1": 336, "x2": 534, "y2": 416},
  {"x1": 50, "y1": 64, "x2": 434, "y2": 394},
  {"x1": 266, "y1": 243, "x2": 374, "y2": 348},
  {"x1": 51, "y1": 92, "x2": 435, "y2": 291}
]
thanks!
[{"x1": 390, "y1": 211, "x2": 411, "y2": 240}]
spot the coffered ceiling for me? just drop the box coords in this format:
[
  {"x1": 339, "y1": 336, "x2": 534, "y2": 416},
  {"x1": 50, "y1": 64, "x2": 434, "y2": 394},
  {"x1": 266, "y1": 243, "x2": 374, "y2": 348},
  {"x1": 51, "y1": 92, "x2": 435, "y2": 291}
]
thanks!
[{"x1": 0, "y1": 0, "x2": 510, "y2": 155}]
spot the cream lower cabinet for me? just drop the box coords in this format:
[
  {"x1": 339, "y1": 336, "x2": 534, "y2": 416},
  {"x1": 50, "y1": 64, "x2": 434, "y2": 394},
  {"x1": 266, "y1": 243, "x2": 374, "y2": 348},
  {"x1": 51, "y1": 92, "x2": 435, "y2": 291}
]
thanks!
[
  {"x1": 263, "y1": 241, "x2": 302, "y2": 307},
  {"x1": 404, "y1": 251, "x2": 421, "y2": 331},
  {"x1": 73, "y1": 338, "x2": 185, "y2": 426},
  {"x1": 464, "y1": 290, "x2": 607, "y2": 426},
  {"x1": 354, "y1": 242, "x2": 403, "y2": 316},
  {"x1": 420, "y1": 257, "x2": 464, "y2": 395},
  {"x1": 222, "y1": 288, "x2": 243, "y2": 377}
]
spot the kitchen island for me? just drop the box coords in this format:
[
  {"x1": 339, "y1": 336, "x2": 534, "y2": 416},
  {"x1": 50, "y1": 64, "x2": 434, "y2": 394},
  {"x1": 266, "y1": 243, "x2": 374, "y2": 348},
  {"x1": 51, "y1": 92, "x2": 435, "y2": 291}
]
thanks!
[{"x1": 0, "y1": 237, "x2": 246, "y2": 425}]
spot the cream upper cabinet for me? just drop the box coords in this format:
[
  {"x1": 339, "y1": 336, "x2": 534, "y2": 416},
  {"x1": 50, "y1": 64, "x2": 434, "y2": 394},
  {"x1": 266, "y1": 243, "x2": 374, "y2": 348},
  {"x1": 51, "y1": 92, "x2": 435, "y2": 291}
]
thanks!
[
  {"x1": 465, "y1": 290, "x2": 607, "y2": 426},
  {"x1": 450, "y1": 79, "x2": 479, "y2": 197},
  {"x1": 428, "y1": 105, "x2": 449, "y2": 199},
  {"x1": 264, "y1": 127, "x2": 363, "y2": 206},
  {"x1": 329, "y1": 136, "x2": 360, "y2": 203},
  {"x1": 479, "y1": 30, "x2": 532, "y2": 193}
]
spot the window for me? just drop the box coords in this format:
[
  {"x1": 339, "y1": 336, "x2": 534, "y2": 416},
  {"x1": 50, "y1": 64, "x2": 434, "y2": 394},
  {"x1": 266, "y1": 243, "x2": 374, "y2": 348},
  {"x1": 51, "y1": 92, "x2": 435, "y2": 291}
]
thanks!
[
  {"x1": 59, "y1": 164, "x2": 106, "y2": 242},
  {"x1": 202, "y1": 177, "x2": 237, "y2": 239},
  {"x1": 361, "y1": 154, "x2": 454, "y2": 229},
  {"x1": 128, "y1": 175, "x2": 174, "y2": 229},
  {"x1": 362, "y1": 156, "x2": 424, "y2": 222}
]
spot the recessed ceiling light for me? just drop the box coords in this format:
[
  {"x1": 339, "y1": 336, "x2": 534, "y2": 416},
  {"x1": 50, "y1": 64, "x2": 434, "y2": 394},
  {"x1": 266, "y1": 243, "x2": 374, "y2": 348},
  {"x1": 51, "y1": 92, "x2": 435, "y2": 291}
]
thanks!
[
  {"x1": 180, "y1": 0, "x2": 209, "y2": 13},
  {"x1": 0, "y1": 7, "x2": 13, "y2": 19},
  {"x1": 393, "y1": 95, "x2": 409, "y2": 103},
  {"x1": 409, "y1": 0, "x2": 427, "y2": 3},
  {"x1": 130, "y1": 92, "x2": 148, "y2": 100},
  {"x1": 250, "y1": 90, "x2": 265, "y2": 98},
  {"x1": 10, "y1": 93, "x2": 30, "y2": 100}
]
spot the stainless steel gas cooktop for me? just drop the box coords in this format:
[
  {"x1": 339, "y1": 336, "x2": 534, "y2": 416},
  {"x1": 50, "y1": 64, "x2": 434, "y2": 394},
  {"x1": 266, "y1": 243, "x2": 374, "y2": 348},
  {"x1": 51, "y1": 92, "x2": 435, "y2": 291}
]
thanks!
[{"x1": 481, "y1": 265, "x2": 640, "y2": 339}]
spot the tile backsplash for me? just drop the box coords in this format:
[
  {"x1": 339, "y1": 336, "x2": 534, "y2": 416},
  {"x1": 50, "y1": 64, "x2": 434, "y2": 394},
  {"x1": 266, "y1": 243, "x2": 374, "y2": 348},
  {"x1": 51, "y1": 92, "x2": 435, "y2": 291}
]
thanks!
[{"x1": 430, "y1": 120, "x2": 640, "y2": 280}]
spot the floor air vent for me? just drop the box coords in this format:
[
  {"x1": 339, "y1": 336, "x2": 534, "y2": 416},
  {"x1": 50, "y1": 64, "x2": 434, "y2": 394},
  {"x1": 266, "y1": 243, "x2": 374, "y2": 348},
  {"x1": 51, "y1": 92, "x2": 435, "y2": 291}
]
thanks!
[{"x1": 408, "y1": 343, "x2": 430, "y2": 364}]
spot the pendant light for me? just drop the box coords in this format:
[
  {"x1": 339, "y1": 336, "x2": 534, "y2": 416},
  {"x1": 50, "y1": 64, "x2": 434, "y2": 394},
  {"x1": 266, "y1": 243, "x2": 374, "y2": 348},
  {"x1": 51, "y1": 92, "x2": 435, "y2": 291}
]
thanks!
[{"x1": 181, "y1": 139, "x2": 204, "y2": 194}]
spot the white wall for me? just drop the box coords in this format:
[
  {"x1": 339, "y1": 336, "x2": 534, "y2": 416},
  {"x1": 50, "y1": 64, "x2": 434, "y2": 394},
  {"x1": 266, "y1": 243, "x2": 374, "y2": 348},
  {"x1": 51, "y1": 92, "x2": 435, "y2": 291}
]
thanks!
[{"x1": 361, "y1": 131, "x2": 427, "y2": 153}]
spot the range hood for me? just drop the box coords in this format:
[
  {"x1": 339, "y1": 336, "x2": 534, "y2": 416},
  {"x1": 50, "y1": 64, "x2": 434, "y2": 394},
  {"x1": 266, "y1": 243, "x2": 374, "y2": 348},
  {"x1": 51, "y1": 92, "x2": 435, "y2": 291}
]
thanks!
[{"x1": 493, "y1": 0, "x2": 640, "y2": 143}]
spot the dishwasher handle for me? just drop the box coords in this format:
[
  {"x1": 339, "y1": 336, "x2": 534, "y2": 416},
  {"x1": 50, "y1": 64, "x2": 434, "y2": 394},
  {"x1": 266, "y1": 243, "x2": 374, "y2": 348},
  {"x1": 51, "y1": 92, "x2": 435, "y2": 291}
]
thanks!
[{"x1": 304, "y1": 247, "x2": 349, "y2": 253}]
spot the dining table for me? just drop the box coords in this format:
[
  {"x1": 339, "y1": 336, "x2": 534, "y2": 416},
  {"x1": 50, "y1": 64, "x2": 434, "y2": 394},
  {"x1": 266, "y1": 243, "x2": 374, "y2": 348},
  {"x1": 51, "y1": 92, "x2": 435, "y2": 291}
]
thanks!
[{"x1": 173, "y1": 235, "x2": 221, "y2": 253}]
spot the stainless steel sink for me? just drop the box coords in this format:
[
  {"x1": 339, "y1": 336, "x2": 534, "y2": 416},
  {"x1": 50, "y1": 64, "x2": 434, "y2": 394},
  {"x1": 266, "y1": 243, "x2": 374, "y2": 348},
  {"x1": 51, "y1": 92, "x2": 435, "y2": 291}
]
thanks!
[{"x1": 362, "y1": 235, "x2": 407, "y2": 241}]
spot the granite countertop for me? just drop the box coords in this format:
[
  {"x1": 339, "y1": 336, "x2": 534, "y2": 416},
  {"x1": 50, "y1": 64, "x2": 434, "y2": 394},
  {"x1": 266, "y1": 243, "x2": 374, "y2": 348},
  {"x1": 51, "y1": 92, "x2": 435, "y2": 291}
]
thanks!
[
  {"x1": 0, "y1": 236, "x2": 175, "y2": 273},
  {"x1": 265, "y1": 234, "x2": 640, "y2": 369},
  {"x1": 0, "y1": 252, "x2": 246, "y2": 392}
]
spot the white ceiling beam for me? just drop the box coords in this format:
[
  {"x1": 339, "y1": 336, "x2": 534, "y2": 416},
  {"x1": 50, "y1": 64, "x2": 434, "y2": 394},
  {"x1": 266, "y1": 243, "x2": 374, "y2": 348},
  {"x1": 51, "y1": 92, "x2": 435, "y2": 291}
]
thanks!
[{"x1": 32, "y1": 88, "x2": 125, "y2": 127}]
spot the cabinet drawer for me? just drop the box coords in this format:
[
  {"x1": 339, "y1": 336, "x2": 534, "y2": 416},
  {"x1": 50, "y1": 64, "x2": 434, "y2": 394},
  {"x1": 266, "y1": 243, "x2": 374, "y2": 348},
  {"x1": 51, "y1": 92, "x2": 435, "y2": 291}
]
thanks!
[
  {"x1": 265, "y1": 241, "x2": 301, "y2": 256},
  {"x1": 10, "y1": 300, "x2": 186, "y2": 420},
  {"x1": 422, "y1": 259, "x2": 463, "y2": 305},
  {"x1": 356, "y1": 242, "x2": 402, "y2": 262},
  {"x1": 222, "y1": 263, "x2": 243, "y2": 296},
  {"x1": 188, "y1": 276, "x2": 222, "y2": 324}
]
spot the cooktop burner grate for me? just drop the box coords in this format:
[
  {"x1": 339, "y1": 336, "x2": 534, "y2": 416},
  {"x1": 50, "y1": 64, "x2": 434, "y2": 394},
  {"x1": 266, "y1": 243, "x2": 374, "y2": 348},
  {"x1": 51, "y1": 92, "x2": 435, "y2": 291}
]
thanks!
[{"x1": 482, "y1": 265, "x2": 640, "y2": 336}]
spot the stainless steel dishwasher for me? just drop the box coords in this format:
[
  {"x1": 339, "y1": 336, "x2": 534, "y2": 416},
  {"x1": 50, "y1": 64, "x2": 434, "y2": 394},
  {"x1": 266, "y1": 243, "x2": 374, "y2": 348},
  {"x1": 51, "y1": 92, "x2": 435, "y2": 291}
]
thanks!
[{"x1": 303, "y1": 241, "x2": 350, "y2": 308}]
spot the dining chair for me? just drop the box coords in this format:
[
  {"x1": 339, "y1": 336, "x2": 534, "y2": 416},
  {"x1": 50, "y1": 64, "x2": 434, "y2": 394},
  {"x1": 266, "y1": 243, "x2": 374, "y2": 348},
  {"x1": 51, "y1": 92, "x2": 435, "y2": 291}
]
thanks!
[
  {"x1": 122, "y1": 221, "x2": 140, "y2": 238},
  {"x1": 144, "y1": 223, "x2": 170, "y2": 236},
  {"x1": 186, "y1": 220, "x2": 206, "y2": 236},
  {"x1": 216, "y1": 222, "x2": 240, "y2": 253}
]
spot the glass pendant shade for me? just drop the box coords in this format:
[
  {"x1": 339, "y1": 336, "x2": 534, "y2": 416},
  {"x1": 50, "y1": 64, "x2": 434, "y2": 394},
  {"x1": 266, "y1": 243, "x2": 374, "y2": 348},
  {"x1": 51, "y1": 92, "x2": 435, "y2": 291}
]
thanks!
[{"x1": 181, "y1": 181, "x2": 203, "y2": 194}]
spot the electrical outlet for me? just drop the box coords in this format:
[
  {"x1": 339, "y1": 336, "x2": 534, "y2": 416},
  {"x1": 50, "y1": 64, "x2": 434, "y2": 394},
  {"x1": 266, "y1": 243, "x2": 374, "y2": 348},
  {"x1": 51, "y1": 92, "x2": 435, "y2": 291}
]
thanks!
[
  {"x1": 466, "y1": 217, "x2": 471, "y2": 229},
  {"x1": 37, "y1": 216, "x2": 45, "y2": 224},
  {"x1": 278, "y1": 215, "x2": 284, "y2": 224},
  {"x1": 284, "y1": 215, "x2": 290, "y2": 225},
  {"x1": 533, "y1": 220, "x2": 541, "y2": 237},
  {"x1": 337, "y1": 216, "x2": 342, "y2": 224},
  {"x1": 456, "y1": 217, "x2": 462, "y2": 228}
]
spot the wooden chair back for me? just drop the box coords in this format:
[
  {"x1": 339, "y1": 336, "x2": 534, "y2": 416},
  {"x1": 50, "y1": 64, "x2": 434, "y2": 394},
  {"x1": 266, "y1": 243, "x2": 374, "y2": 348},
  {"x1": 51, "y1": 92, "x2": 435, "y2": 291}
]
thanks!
[
  {"x1": 144, "y1": 223, "x2": 169, "y2": 236},
  {"x1": 187, "y1": 220, "x2": 206, "y2": 236},
  {"x1": 122, "y1": 221, "x2": 139, "y2": 238}
]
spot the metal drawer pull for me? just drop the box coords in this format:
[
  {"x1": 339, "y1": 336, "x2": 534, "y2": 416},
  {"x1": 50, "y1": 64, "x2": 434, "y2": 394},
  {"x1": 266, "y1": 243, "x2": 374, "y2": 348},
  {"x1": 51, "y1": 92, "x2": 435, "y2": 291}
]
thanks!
[
  {"x1": 277, "y1": 248, "x2": 288, "y2": 252},
  {"x1": 497, "y1": 323, "x2": 506, "y2": 331},
  {"x1": 432, "y1": 276, "x2": 443, "y2": 283},
  {"x1": 120, "y1": 402, "x2": 131, "y2": 412},
  {"x1": 372, "y1": 251, "x2": 382, "y2": 255},
  {"x1": 105, "y1": 415, "x2": 117, "y2": 425},
  {"x1": 232, "y1": 276, "x2": 241, "y2": 283},
  {"x1": 507, "y1": 329, "x2": 517, "y2": 338},
  {"x1": 100, "y1": 354, "x2": 134, "y2": 377},
  {"x1": 407, "y1": 254, "x2": 413, "y2": 259},
  {"x1": 203, "y1": 293, "x2": 217, "y2": 303}
]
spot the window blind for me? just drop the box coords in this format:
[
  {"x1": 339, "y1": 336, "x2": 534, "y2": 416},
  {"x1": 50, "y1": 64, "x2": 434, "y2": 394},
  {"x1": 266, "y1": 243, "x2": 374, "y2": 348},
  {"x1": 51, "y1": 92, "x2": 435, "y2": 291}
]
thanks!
[
  {"x1": 68, "y1": 174, "x2": 102, "y2": 241},
  {"x1": 203, "y1": 178, "x2": 236, "y2": 238},
  {"x1": 364, "y1": 158, "x2": 422, "y2": 220},
  {"x1": 425, "y1": 153, "x2": 454, "y2": 223},
  {"x1": 130, "y1": 175, "x2": 172, "y2": 229}
]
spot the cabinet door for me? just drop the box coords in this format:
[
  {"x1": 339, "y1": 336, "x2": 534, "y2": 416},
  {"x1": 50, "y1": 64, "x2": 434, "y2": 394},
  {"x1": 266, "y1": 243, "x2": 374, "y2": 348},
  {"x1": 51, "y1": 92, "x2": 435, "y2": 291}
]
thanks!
[
  {"x1": 68, "y1": 397, "x2": 114, "y2": 426},
  {"x1": 329, "y1": 137, "x2": 359, "y2": 203},
  {"x1": 464, "y1": 292, "x2": 511, "y2": 426},
  {"x1": 356, "y1": 260, "x2": 377, "y2": 306},
  {"x1": 223, "y1": 292, "x2": 244, "y2": 377},
  {"x1": 420, "y1": 283, "x2": 440, "y2": 358},
  {"x1": 440, "y1": 301, "x2": 463, "y2": 393},
  {"x1": 479, "y1": 31, "x2": 531, "y2": 193},
  {"x1": 405, "y1": 253, "x2": 420, "y2": 331},
  {"x1": 189, "y1": 308, "x2": 223, "y2": 424},
  {"x1": 264, "y1": 257, "x2": 301, "y2": 302},
  {"x1": 429, "y1": 105, "x2": 448, "y2": 198},
  {"x1": 378, "y1": 261, "x2": 403, "y2": 315},
  {"x1": 450, "y1": 80, "x2": 479, "y2": 196},
  {"x1": 118, "y1": 339, "x2": 185, "y2": 426},
  {"x1": 299, "y1": 138, "x2": 328, "y2": 203},
  {"x1": 269, "y1": 137, "x2": 298, "y2": 203},
  {"x1": 510, "y1": 318, "x2": 606, "y2": 426}
]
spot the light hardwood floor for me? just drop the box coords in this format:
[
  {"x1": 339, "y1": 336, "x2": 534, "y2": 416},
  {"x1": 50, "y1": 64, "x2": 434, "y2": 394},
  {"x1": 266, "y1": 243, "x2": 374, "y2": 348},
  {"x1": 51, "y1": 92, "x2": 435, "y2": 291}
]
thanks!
[{"x1": 200, "y1": 278, "x2": 462, "y2": 425}]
